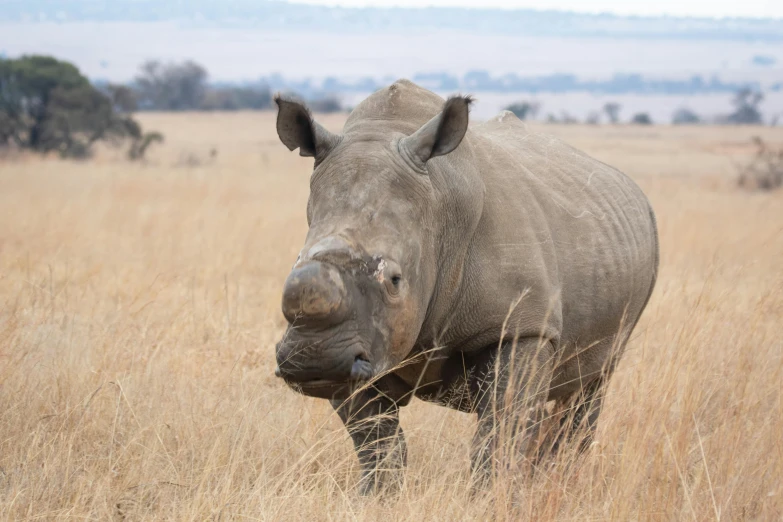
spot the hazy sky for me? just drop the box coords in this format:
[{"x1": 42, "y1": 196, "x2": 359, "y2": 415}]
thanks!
[{"x1": 295, "y1": 0, "x2": 782, "y2": 18}]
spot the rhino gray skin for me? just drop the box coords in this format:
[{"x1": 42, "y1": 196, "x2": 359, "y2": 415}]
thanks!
[{"x1": 274, "y1": 80, "x2": 659, "y2": 493}]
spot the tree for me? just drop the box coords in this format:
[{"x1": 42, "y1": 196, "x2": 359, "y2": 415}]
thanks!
[
  {"x1": 134, "y1": 60, "x2": 208, "y2": 111},
  {"x1": 105, "y1": 83, "x2": 138, "y2": 113},
  {"x1": 631, "y1": 113, "x2": 653, "y2": 125},
  {"x1": 0, "y1": 55, "x2": 158, "y2": 158},
  {"x1": 40, "y1": 83, "x2": 127, "y2": 157},
  {"x1": 727, "y1": 88, "x2": 764, "y2": 124},
  {"x1": 0, "y1": 55, "x2": 90, "y2": 150},
  {"x1": 503, "y1": 101, "x2": 540, "y2": 121},
  {"x1": 603, "y1": 102, "x2": 621, "y2": 124}
]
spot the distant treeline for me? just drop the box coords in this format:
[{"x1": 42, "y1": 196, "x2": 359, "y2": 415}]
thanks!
[
  {"x1": 1, "y1": 54, "x2": 777, "y2": 164},
  {"x1": 94, "y1": 60, "x2": 348, "y2": 113},
  {"x1": 93, "y1": 60, "x2": 274, "y2": 112},
  {"x1": 264, "y1": 70, "x2": 779, "y2": 99},
  {"x1": 81, "y1": 57, "x2": 781, "y2": 113},
  {"x1": 503, "y1": 88, "x2": 772, "y2": 126},
  {"x1": 6, "y1": 54, "x2": 773, "y2": 127},
  {"x1": 88, "y1": 59, "x2": 778, "y2": 126}
]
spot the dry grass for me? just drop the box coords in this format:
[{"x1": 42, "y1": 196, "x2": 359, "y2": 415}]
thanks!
[{"x1": 1, "y1": 113, "x2": 782, "y2": 521}]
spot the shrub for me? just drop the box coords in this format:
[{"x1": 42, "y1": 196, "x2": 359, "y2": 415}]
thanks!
[
  {"x1": 603, "y1": 102, "x2": 621, "y2": 124},
  {"x1": 128, "y1": 131, "x2": 164, "y2": 161},
  {"x1": 672, "y1": 108, "x2": 701, "y2": 125},
  {"x1": 737, "y1": 136, "x2": 783, "y2": 191}
]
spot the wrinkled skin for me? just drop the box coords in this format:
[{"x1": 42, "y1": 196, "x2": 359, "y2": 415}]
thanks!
[{"x1": 273, "y1": 80, "x2": 659, "y2": 493}]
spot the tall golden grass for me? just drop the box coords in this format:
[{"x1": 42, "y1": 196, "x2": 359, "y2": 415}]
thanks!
[{"x1": 1, "y1": 113, "x2": 781, "y2": 520}]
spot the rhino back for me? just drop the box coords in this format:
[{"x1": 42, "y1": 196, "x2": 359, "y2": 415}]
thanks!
[{"x1": 439, "y1": 112, "x2": 658, "y2": 361}]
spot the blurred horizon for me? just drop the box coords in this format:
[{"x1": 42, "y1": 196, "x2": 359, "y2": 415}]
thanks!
[
  {"x1": 3, "y1": 0, "x2": 783, "y2": 21},
  {"x1": 2, "y1": 0, "x2": 782, "y2": 122},
  {"x1": 293, "y1": 0, "x2": 783, "y2": 19}
]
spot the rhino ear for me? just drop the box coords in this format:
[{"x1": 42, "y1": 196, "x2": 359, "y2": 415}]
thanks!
[
  {"x1": 400, "y1": 95, "x2": 472, "y2": 166},
  {"x1": 274, "y1": 94, "x2": 341, "y2": 160}
]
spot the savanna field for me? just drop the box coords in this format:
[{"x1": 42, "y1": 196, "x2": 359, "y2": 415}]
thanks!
[{"x1": 1, "y1": 112, "x2": 782, "y2": 520}]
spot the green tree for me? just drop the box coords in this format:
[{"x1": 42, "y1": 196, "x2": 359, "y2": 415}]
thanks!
[
  {"x1": 0, "y1": 55, "x2": 156, "y2": 158},
  {"x1": 105, "y1": 83, "x2": 139, "y2": 113},
  {"x1": 0, "y1": 55, "x2": 89, "y2": 150}
]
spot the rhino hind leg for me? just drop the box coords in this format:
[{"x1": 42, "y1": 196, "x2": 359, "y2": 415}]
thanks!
[
  {"x1": 330, "y1": 388, "x2": 407, "y2": 495},
  {"x1": 469, "y1": 338, "x2": 555, "y2": 487},
  {"x1": 566, "y1": 376, "x2": 606, "y2": 453},
  {"x1": 537, "y1": 375, "x2": 608, "y2": 466}
]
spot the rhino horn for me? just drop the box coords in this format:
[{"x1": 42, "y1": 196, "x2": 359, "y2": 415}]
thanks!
[{"x1": 281, "y1": 261, "x2": 349, "y2": 325}]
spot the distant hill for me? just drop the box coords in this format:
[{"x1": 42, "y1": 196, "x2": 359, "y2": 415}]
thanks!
[{"x1": 2, "y1": 0, "x2": 782, "y2": 41}]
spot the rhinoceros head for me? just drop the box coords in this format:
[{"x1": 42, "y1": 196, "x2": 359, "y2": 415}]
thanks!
[{"x1": 273, "y1": 86, "x2": 472, "y2": 399}]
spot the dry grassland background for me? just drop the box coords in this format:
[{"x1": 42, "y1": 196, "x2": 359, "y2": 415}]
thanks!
[{"x1": 1, "y1": 112, "x2": 782, "y2": 520}]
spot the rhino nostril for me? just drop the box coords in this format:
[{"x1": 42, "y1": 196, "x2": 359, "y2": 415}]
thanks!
[{"x1": 350, "y1": 353, "x2": 373, "y2": 381}]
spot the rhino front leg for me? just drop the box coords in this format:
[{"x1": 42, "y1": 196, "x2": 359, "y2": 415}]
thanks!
[
  {"x1": 330, "y1": 387, "x2": 407, "y2": 495},
  {"x1": 470, "y1": 338, "x2": 554, "y2": 486}
]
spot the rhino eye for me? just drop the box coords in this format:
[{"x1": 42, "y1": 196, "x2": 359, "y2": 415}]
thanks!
[{"x1": 380, "y1": 259, "x2": 403, "y2": 297}]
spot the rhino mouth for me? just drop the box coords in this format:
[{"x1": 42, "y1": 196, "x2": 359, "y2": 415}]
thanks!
[{"x1": 275, "y1": 355, "x2": 375, "y2": 400}]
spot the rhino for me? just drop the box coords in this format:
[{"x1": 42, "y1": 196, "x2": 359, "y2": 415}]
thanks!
[{"x1": 273, "y1": 80, "x2": 659, "y2": 493}]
